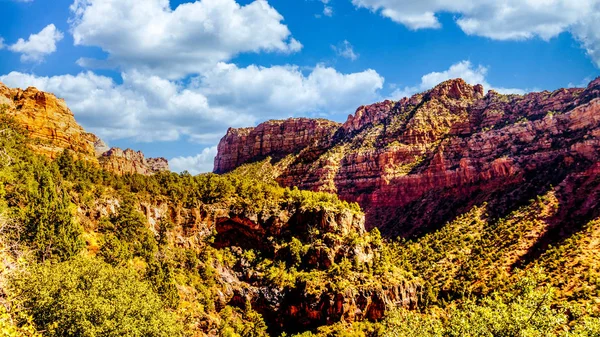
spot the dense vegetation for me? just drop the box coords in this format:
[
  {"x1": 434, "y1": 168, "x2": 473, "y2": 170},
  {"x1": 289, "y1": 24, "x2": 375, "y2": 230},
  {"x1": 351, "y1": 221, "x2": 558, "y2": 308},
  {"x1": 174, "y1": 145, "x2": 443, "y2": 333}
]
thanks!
[
  {"x1": 1, "y1": 109, "x2": 600, "y2": 336},
  {"x1": 0, "y1": 111, "x2": 373, "y2": 336}
]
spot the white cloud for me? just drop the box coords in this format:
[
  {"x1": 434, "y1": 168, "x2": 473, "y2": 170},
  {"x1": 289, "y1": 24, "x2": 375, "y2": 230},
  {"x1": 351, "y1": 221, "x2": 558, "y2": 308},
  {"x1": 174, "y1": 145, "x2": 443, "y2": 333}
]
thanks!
[
  {"x1": 0, "y1": 64, "x2": 383, "y2": 143},
  {"x1": 571, "y1": 12, "x2": 600, "y2": 68},
  {"x1": 0, "y1": 70, "x2": 249, "y2": 143},
  {"x1": 389, "y1": 60, "x2": 525, "y2": 100},
  {"x1": 197, "y1": 62, "x2": 383, "y2": 117},
  {"x1": 8, "y1": 24, "x2": 63, "y2": 62},
  {"x1": 321, "y1": 0, "x2": 333, "y2": 16},
  {"x1": 331, "y1": 40, "x2": 358, "y2": 61},
  {"x1": 351, "y1": 0, "x2": 600, "y2": 67},
  {"x1": 314, "y1": 0, "x2": 333, "y2": 17},
  {"x1": 0, "y1": 37, "x2": 4, "y2": 49},
  {"x1": 0, "y1": 1, "x2": 389, "y2": 173},
  {"x1": 69, "y1": 0, "x2": 302, "y2": 79},
  {"x1": 170, "y1": 146, "x2": 218, "y2": 174}
]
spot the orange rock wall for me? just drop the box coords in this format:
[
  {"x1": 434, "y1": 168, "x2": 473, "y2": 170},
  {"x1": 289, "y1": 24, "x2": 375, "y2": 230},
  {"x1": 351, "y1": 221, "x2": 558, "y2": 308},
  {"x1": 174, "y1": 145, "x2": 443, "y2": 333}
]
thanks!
[{"x1": 0, "y1": 81, "x2": 169, "y2": 175}]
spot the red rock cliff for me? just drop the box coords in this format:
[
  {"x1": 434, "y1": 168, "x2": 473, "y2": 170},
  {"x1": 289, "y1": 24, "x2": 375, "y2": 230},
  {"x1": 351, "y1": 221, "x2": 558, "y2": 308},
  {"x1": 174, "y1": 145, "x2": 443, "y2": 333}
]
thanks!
[
  {"x1": 214, "y1": 118, "x2": 340, "y2": 174},
  {"x1": 215, "y1": 78, "x2": 600, "y2": 237}
]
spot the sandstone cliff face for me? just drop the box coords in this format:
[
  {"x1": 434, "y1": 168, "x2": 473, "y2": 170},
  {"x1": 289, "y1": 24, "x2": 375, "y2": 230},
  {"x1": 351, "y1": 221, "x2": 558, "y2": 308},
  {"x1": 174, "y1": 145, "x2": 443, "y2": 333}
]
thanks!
[
  {"x1": 215, "y1": 78, "x2": 600, "y2": 237},
  {"x1": 211, "y1": 207, "x2": 418, "y2": 333},
  {"x1": 80, "y1": 195, "x2": 415, "y2": 334},
  {"x1": 100, "y1": 148, "x2": 170, "y2": 175},
  {"x1": 214, "y1": 118, "x2": 340, "y2": 174},
  {"x1": 229, "y1": 277, "x2": 419, "y2": 334},
  {"x1": 0, "y1": 82, "x2": 98, "y2": 161},
  {"x1": 0, "y1": 81, "x2": 169, "y2": 176}
]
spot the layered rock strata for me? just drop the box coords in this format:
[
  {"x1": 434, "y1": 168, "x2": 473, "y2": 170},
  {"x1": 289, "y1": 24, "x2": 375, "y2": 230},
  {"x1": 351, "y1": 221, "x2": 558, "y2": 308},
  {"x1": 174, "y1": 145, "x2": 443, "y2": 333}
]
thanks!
[
  {"x1": 0, "y1": 81, "x2": 169, "y2": 175},
  {"x1": 214, "y1": 118, "x2": 341, "y2": 174},
  {"x1": 215, "y1": 78, "x2": 600, "y2": 237}
]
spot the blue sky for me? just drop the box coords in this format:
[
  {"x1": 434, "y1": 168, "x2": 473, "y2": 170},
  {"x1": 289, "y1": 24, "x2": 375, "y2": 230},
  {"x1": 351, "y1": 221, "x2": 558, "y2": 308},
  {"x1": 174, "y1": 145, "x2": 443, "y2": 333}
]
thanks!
[{"x1": 0, "y1": 0, "x2": 599, "y2": 173}]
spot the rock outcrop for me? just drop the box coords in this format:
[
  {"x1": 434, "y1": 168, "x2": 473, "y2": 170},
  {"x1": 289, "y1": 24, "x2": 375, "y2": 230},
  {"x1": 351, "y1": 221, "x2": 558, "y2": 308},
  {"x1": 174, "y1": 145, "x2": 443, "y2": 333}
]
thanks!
[
  {"x1": 211, "y1": 207, "x2": 418, "y2": 334},
  {"x1": 79, "y1": 193, "x2": 415, "y2": 334},
  {"x1": 100, "y1": 148, "x2": 170, "y2": 175},
  {"x1": 215, "y1": 78, "x2": 600, "y2": 237},
  {"x1": 0, "y1": 82, "x2": 98, "y2": 161},
  {"x1": 0, "y1": 81, "x2": 169, "y2": 176},
  {"x1": 214, "y1": 118, "x2": 340, "y2": 174}
]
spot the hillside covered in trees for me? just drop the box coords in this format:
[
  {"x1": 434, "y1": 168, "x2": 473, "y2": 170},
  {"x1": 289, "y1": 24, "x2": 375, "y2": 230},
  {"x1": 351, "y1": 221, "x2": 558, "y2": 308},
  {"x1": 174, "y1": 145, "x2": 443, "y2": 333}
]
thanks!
[{"x1": 1, "y1": 76, "x2": 600, "y2": 336}]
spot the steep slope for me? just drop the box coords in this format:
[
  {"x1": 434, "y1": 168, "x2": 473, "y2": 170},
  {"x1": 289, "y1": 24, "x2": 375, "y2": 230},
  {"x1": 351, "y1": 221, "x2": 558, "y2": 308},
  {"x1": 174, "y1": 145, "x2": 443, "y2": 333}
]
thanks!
[
  {"x1": 214, "y1": 78, "x2": 600, "y2": 240},
  {"x1": 0, "y1": 82, "x2": 99, "y2": 161},
  {"x1": 0, "y1": 82, "x2": 169, "y2": 175},
  {"x1": 0, "y1": 112, "x2": 415, "y2": 336},
  {"x1": 214, "y1": 118, "x2": 341, "y2": 174},
  {"x1": 2, "y1": 78, "x2": 600, "y2": 336},
  {"x1": 99, "y1": 148, "x2": 169, "y2": 175}
]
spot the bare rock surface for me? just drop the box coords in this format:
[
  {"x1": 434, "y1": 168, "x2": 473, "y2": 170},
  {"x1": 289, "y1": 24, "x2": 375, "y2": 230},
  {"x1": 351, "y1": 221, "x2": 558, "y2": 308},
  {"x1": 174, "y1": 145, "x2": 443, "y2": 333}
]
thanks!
[{"x1": 215, "y1": 78, "x2": 600, "y2": 237}]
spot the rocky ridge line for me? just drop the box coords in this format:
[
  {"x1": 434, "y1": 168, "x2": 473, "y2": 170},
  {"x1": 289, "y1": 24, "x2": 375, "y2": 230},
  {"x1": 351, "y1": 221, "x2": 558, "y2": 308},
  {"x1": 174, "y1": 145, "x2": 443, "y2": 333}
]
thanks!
[
  {"x1": 214, "y1": 78, "x2": 600, "y2": 237},
  {"x1": 0, "y1": 82, "x2": 169, "y2": 175}
]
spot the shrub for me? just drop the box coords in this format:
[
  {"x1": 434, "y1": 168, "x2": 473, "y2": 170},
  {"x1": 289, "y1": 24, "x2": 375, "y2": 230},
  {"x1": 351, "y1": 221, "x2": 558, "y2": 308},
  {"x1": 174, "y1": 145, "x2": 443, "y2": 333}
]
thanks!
[
  {"x1": 9, "y1": 257, "x2": 183, "y2": 337},
  {"x1": 20, "y1": 165, "x2": 83, "y2": 262}
]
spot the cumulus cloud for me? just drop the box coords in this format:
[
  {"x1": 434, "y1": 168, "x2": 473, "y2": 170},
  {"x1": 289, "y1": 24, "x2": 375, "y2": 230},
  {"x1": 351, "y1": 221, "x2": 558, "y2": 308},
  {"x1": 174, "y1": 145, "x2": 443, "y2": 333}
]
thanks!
[
  {"x1": 351, "y1": 0, "x2": 600, "y2": 67},
  {"x1": 332, "y1": 40, "x2": 358, "y2": 61},
  {"x1": 0, "y1": 70, "x2": 249, "y2": 143},
  {"x1": 0, "y1": 64, "x2": 383, "y2": 142},
  {"x1": 0, "y1": 1, "x2": 389, "y2": 173},
  {"x1": 69, "y1": 0, "x2": 302, "y2": 78},
  {"x1": 571, "y1": 12, "x2": 600, "y2": 68},
  {"x1": 8, "y1": 24, "x2": 63, "y2": 62},
  {"x1": 197, "y1": 63, "x2": 383, "y2": 117},
  {"x1": 321, "y1": 0, "x2": 333, "y2": 17},
  {"x1": 389, "y1": 60, "x2": 524, "y2": 100},
  {"x1": 170, "y1": 146, "x2": 218, "y2": 174}
]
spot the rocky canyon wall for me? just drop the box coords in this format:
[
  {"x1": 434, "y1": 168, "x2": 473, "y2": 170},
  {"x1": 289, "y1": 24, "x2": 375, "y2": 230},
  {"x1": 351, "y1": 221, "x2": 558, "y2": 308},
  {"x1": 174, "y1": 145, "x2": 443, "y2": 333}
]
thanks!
[{"x1": 215, "y1": 78, "x2": 600, "y2": 237}]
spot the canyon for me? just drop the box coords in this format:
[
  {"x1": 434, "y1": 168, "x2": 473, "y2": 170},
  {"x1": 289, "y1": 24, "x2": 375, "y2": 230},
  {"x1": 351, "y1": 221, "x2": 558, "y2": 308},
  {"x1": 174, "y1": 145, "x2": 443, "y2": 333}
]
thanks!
[
  {"x1": 4, "y1": 77, "x2": 600, "y2": 335},
  {"x1": 0, "y1": 79, "x2": 416, "y2": 333}
]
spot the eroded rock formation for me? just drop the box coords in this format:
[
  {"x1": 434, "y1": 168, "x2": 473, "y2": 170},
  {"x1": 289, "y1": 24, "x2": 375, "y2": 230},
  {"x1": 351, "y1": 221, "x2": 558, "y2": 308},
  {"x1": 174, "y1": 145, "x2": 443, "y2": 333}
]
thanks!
[
  {"x1": 214, "y1": 118, "x2": 341, "y2": 174},
  {"x1": 100, "y1": 148, "x2": 170, "y2": 175},
  {"x1": 0, "y1": 82, "x2": 98, "y2": 161},
  {"x1": 215, "y1": 78, "x2": 600, "y2": 237},
  {"x1": 211, "y1": 207, "x2": 418, "y2": 333},
  {"x1": 80, "y1": 194, "x2": 416, "y2": 334},
  {"x1": 0, "y1": 81, "x2": 169, "y2": 175}
]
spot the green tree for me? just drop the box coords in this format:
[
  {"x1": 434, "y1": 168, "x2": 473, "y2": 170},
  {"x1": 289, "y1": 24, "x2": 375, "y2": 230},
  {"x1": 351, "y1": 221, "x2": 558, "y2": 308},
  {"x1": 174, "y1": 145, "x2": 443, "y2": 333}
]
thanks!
[
  {"x1": 9, "y1": 257, "x2": 183, "y2": 337},
  {"x1": 145, "y1": 259, "x2": 180, "y2": 309},
  {"x1": 106, "y1": 196, "x2": 157, "y2": 261},
  {"x1": 21, "y1": 165, "x2": 83, "y2": 261}
]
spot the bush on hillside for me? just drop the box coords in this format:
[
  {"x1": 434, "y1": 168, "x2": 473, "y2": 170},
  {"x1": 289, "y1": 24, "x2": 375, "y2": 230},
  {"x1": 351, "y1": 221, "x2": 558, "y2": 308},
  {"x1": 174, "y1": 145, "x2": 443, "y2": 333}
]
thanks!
[{"x1": 9, "y1": 257, "x2": 183, "y2": 337}]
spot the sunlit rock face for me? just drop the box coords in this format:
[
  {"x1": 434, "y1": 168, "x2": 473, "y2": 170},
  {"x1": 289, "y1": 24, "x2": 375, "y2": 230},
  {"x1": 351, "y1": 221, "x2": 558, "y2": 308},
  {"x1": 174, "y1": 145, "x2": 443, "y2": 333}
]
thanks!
[
  {"x1": 214, "y1": 118, "x2": 341, "y2": 174},
  {"x1": 0, "y1": 81, "x2": 169, "y2": 176},
  {"x1": 0, "y1": 82, "x2": 98, "y2": 161},
  {"x1": 100, "y1": 148, "x2": 169, "y2": 175},
  {"x1": 215, "y1": 78, "x2": 600, "y2": 237}
]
